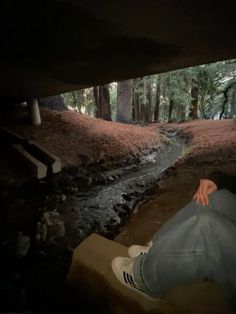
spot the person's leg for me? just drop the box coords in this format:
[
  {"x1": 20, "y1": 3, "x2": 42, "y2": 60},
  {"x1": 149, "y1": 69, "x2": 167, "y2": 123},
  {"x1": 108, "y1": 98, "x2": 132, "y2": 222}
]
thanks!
[
  {"x1": 207, "y1": 189, "x2": 236, "y2": 223},
  {"x1": 152, "y1": 189, "x2": 236, "y2": 243},
  {"x1": 133, "y1": 209, "x2": 236, "y2": 308},
  {"x1": 128, "y1": 189, "x2": 236, "y2": 258}
]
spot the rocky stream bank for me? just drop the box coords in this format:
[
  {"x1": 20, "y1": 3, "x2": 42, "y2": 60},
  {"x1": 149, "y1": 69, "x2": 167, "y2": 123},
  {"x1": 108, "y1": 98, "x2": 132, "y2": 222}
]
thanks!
[{"x1": 0, "y1": 126, "x2": 186, "y2": 314}]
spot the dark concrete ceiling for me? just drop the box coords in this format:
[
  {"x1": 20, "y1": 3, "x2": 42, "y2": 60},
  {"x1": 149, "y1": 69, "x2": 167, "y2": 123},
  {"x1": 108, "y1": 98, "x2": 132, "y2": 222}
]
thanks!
[{"x1": 1, "y1": 0, "x2": 236, "y2": 102}]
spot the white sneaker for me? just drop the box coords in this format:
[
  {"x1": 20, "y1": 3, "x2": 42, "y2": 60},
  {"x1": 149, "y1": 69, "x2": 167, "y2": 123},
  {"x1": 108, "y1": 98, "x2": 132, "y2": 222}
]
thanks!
[
  {"x1": 111, "y1": 256, "x2": 154, "y2": 299},
  {"x1": 128, "y1": 241, "x2": 153, "y2": 258}
]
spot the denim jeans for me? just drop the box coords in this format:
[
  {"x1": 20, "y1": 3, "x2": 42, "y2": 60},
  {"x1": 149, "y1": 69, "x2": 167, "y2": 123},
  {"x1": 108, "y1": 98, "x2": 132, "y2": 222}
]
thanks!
[{"x1": 133, "y1": 189, "x2": 236, "y2": 308}]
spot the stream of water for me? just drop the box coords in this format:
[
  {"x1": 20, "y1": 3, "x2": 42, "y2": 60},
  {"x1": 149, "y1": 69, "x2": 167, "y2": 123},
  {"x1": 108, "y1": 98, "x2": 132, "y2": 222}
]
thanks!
[{"x1": 62, "y1": 128, "x2": 187, "y2": 247}]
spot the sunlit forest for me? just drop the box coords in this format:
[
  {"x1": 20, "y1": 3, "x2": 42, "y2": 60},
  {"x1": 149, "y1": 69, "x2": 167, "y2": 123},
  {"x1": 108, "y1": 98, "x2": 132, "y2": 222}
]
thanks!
[{"x1": 58, "y1": 59, "x2": 236, "y2": 123}]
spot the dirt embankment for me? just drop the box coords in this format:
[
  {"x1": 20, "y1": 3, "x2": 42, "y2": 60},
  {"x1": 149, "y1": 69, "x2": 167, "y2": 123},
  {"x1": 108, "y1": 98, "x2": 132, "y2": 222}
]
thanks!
[
  {"x1": 2, "y1": 108, "x2": 236, "y2": 171},
  {"x1": 2, "y1": 107, "x2": 160, "y2": 169}
]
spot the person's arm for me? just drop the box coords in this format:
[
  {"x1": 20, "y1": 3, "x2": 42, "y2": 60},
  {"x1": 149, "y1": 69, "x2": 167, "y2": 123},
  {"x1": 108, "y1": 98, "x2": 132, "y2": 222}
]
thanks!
[{"x1": 193, "y1": 171, "x2": 236, "y2": 206}]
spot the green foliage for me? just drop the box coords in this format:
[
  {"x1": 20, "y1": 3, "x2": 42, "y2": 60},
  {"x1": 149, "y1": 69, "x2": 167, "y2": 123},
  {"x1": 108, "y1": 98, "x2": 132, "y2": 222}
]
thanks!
[
  {"x1": 62, "y1": 88, "x2": 95, "y2": 116},
  {"x1": 154, "y1": 59, "x2": 236, "y2": 121},
  {"x1": 60, "y1": 58, "x2": 236, "y2": 122},
  {"x1": 159, "y1": 69, "x2": 192, "y2": 121}
]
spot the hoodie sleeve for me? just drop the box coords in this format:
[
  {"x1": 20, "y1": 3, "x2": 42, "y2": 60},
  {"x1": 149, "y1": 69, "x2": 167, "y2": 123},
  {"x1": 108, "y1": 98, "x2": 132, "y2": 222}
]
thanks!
[{"x1": 207, "y1": 171, "x2": 236, "y2": 194}]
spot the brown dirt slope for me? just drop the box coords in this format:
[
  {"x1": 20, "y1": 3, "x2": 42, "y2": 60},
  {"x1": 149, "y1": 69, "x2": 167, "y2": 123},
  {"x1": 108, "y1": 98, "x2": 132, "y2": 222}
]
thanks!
[
  {"x1": 5, "y1": 108, "x2": 160, "y2": 168},
  {"x1": 176, "y1": 119, "x2": 236, "y2": 162},
  {"x1": 148, "y1": 119, "x2": 236, "y2": 163},
  {"x1": 2, "y1": 108, "x2": 236, "y2": 183}
]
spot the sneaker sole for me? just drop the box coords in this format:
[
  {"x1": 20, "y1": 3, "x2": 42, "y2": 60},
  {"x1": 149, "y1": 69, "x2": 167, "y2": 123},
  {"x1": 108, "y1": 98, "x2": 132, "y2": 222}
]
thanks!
[{"x1": 111, "y1": 258, "x2": 157, "y2": 301}]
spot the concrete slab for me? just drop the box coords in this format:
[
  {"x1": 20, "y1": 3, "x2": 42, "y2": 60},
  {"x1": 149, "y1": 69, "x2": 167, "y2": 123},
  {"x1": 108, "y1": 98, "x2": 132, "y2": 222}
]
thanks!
[
  {"x1": 27, "y1": 140, "x2": 61, "y2": 174},
  {"x1": 12, "y1": 144, "x2": 47, "y2": 179},
  {"x1": 67, "y1": 233, "x2": 233, "y2": 314},
  {"x1": 0, "y1": 127, "x2": 61, "y2": 176}
]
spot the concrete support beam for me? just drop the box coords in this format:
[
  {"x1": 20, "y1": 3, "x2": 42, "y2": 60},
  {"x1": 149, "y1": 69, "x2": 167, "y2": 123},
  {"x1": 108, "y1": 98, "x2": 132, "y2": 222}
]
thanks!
[
  {"x1": 27, "y1": 140, "x2": 61, "y2": 174},
  {"x1": 13, "y1": 144, "x2": 47, "y2": 179},
  {"x1": 28, "y1": 98, "x2": 41, "y2": 126},
  {"x1": 67, "y1": 234, "x2": 233, "y2": 314},
  {"x1": 0, "y1": 127, "x2": 61, "y2": 177}
]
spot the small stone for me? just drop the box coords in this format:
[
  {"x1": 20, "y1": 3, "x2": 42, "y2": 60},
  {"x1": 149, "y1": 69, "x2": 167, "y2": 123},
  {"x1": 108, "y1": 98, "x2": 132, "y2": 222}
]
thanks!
[
  {"x1": 41, "y1": 224, "x2": 47, "y2": 242},
  {"x1": 47, "y1": 220, "x2": 65, "y2": 239},
  {"x1": 61, "y1": 194, "x2": 66, "y2": 201},
  {"x1": 42, "y1": 211, "x2": 60, "y2": 225},
  {"x1": 15, "y1": 233, "x2": 30, "y2": 257}
]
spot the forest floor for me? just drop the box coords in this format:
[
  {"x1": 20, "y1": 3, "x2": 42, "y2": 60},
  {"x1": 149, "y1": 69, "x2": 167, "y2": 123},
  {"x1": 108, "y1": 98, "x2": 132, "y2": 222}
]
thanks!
[{"x1": 0, "y1": 107, "x2": 236, "y2": 313}]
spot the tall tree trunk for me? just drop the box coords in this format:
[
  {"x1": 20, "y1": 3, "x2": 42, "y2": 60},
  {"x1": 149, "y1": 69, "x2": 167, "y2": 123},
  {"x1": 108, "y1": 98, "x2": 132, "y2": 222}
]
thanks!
[
  {"x1": 93, "y1": 86, "x2": 100, "y2": 118},
  {"x1": 132, "y1": 91, "x2": 140, "y2": 121},
  {"x1": 189, "y1": 85, "x2": 199, "y2": 119},
  {"x1": 231, "y1": 84, "x2": 236, "y2": 116},
  {"x1": 140, "y1": 79, "x2": 146, "y2": 122},
  {"x1": 220, "y1": 82, "x2": 236, "y2": 119},
  {"x1": 168, "y1": 99, "x2": 174, "y2": 122},
  {"x1": 116, "y1": 80, "x2": 132, "y2": 123},
  {"x1": 220, "y1": 89, "x2": 229, "y2": 119},
  {"x1": 220, "y1": 96, "x2": 226, "y2": 119},
  {"x1": 176, "y1": 104, "x2": 185, "y2": 122},
  {"x1": 132, "y1": 79, "x2": 140, "y2": 121},
  {"x1": 99, "y1": 85, "x2": 111, "y2": 121},
  {"x1": 146, "y1": 77, "x2": 152, "y2": 122},
  {"x1": 72, "y1": 92, "x2": 77, "y2": 108},
  {"x1": 154, "y1": 80, "x2": 160, "y2": 122}
]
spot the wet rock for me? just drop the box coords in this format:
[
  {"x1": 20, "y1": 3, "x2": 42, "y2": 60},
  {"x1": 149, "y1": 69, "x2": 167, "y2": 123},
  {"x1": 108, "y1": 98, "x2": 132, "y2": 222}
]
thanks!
[
  {"x1": 60, "y1": 194, "x2": 67, "y2": 202},
  {"x1": 54, "y1": 172, "x2": 73, "y2": 191},
  {"x1": 99, "y1": 173, "x2": 106, "y2": 181},
  {"x1": 36, "y1": 222, "x2": 47, "y2": 242},
  {"x1": 122, "y1": 194, "x2": 132, "y2": 202},
  {"x1": 15, "y1": 232, "x2": 30, "y2": 257},
  {"x1": 48, "y1": 220, "x2": 65, "y2": 240},
  {"x1": 42, "y1": 211, "x2": 60, "y2": 225},
  {"x1": 41, "y1": 224, "x2": 47, "y2": 242},
  {"x1": 70, "y1": 186, "x2": 78, "y2": 193},
  {"x1": 39, "y1": 211, "x2": 65, "y2": 242}
]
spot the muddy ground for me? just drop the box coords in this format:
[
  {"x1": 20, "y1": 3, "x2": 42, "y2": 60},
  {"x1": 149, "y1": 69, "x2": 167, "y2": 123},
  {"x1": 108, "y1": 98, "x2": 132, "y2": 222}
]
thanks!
[{"x1": 0, "y1": 109, "x2": 236, "y2": 314}]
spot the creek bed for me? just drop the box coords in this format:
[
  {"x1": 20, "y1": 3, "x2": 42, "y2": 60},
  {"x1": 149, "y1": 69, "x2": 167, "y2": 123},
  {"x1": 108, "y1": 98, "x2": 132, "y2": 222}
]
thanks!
[{"x1": 61, "y1": 128, "x2": 187, "y2": 248}]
